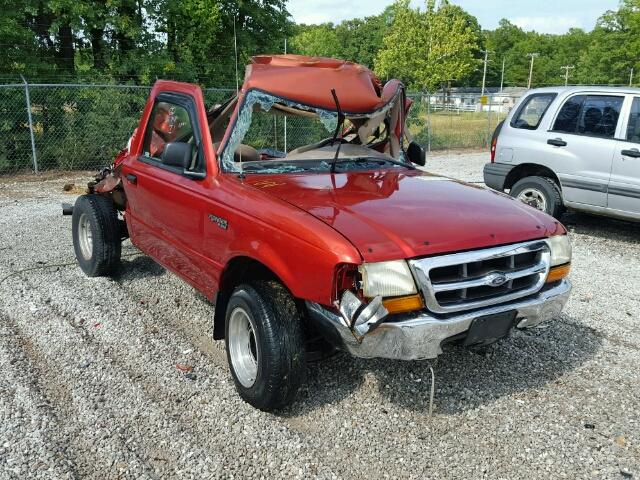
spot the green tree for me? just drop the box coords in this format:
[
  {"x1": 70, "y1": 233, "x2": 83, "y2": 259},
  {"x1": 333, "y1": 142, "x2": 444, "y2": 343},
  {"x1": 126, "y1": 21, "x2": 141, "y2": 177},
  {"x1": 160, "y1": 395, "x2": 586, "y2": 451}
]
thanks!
[
  {"x1": 577, "y1": 0, "x2": 640, "y2": 85},
  {"x1": 0, "y1": 0, "x2": 291, "y2": 85},
  {"x1": 290, "y1": 23, "x2": 341, "y2": 58},
  {"x1": 290, "y1": 8, "x2": 393, "y2": 68},
  {"x1": 335, "y1": 15, "x2": 388, "y2": 68},
  {"x1": 482, "y1": 19, "x2": 526, "y2": 86},
  {"x1": 375, "y1": 0, "x2": 481, "y2": 90}
]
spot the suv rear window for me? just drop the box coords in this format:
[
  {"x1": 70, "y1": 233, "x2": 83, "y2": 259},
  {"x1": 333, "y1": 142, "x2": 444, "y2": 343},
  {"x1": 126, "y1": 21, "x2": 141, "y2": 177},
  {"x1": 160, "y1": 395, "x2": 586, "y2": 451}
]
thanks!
[
  {"x1": 510, "y1": 93, "x2": 556, "y2": 130},
  {"x1": 552, "y1": 94, "x2": 624, "y2": 138}
]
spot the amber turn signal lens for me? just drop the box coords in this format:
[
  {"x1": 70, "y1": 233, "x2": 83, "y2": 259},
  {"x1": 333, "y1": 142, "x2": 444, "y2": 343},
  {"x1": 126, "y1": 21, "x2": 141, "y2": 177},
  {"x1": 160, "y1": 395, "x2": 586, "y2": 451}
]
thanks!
[
  {"x1": 546, "y1": 263, "x2": 571, "y2": 283},
  {"x1": 382, "y1": 294, "x2": 424, "y2": 314}
]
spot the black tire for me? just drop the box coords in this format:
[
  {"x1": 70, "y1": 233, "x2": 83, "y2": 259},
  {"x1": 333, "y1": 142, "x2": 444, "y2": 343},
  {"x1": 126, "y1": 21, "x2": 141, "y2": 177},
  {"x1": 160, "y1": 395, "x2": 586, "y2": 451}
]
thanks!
[
  {"x1": 510, "y1": 175, "x2": 564, "y2": 219},
  {"x1": 224, "y1": 281, "x2": 305, "y2": 411},
  {"x1": 72, "y1": 194, "x2": 122, "y2": 277}
]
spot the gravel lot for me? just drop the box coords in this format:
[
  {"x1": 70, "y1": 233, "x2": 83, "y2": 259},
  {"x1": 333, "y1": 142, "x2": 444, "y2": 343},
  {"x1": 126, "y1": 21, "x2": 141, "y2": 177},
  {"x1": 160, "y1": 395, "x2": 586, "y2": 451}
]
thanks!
[{"x1": 1, "y1": 152, "x2": 639, "y2": 479}]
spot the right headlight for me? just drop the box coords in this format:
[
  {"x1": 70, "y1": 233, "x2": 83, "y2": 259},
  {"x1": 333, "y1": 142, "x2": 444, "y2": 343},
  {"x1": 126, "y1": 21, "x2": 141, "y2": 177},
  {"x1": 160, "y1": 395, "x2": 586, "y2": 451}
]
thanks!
[
  {"x1": 546, "y1": 234, "x2": 572, "y2": 267},
  {"x1": 358, "y1": 260, "x2": 418, "y2": 298}
]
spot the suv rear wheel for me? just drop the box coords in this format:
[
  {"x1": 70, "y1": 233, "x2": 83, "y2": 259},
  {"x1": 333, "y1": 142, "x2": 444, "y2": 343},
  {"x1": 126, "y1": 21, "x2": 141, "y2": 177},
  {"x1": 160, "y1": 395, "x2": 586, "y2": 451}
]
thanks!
[
  {"x1": 510, "y1": 176, "x2": 564, "y2": 219},
  {"x1": 225, "y1": 281, "x2": 305, "y2": 411}
]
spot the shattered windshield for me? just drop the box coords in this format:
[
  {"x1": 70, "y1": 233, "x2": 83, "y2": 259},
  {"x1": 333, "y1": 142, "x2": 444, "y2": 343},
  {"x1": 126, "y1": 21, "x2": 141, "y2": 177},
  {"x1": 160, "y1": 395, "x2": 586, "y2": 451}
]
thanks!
[{"x1": 219, "y1": 89, "x2": 409, "y2": 174}]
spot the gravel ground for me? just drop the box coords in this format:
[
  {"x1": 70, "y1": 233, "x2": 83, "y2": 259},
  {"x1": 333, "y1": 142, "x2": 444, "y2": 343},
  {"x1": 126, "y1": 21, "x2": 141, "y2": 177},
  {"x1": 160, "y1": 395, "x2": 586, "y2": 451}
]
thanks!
[{"x1": 0, "y1": 153, "x2": 639, "y2": 479}]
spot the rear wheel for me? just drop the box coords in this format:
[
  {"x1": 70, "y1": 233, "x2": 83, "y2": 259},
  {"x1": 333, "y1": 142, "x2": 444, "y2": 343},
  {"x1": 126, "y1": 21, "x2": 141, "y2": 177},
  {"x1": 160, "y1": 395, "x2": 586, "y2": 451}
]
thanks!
[
  {"x1": 225, "y1": 281, "x2": 305, "y2": 411},
  {"x1": 72, "y1": 194, "x2": 122, "y2": 277},
  {"x1": 510, "y1": 176, "x2": 564, "y2": 219}
]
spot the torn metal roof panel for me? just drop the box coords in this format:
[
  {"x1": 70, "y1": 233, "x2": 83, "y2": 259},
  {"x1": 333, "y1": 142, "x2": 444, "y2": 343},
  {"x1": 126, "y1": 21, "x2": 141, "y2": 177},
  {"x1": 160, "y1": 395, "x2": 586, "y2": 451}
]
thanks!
[{"x1": 242, "y1": 54, "x2": 387, "y2": 113}]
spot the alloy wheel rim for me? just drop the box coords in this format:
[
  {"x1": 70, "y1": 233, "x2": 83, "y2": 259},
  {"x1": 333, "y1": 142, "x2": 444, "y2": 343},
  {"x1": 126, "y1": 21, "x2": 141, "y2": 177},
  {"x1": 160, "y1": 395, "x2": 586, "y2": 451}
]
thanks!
[
  {"x1": 228, "y1": 306, "x2": 259, "y2": 388},
  {"x1": 517, "y1": 188, "x2": 548, "y2": 212}
]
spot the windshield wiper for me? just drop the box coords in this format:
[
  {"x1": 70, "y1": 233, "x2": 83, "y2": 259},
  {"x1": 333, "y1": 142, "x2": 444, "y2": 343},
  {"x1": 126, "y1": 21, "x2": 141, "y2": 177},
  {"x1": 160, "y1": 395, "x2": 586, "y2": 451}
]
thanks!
[{"x1": 329, "y1": 88, "x2": 346, "y2": 174}]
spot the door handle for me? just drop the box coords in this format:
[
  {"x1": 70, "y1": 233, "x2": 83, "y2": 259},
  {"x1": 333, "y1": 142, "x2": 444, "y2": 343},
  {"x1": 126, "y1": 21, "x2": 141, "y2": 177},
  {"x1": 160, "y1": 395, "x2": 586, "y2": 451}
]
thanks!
[
  {"x1": 621, "y1": 148, "x2": 640, "y2": 158},
  {"x1": 547, "y1": 138, "x2": 567, "y2": 147},
  {"x1": 125, "y1": 173, "x2": 137, "y2": 184}
]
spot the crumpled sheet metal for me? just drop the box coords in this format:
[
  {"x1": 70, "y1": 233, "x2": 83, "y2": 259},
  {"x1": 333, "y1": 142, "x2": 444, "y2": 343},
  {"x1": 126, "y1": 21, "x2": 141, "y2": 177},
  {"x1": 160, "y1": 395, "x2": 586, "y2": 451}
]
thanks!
[
  {"x1": 94, "y1": 174, "x2": 121, "y2": 193},
  {"x1": 244, "y1": 54, "x2": 385, "y2": 113}
]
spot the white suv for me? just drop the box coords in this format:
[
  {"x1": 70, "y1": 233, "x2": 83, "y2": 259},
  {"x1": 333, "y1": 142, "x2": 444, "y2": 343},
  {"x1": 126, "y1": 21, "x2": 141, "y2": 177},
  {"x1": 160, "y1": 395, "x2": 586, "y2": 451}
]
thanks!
[{"x1": 484, "y1": 86, "x2": 640, "y2": 221}]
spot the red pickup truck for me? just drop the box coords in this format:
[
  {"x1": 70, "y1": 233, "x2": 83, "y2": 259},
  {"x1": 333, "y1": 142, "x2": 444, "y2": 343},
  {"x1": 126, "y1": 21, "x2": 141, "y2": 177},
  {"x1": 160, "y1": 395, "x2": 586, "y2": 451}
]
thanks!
[{"x1": 68, "y1": 55, "x2": 572, "y2": 410}]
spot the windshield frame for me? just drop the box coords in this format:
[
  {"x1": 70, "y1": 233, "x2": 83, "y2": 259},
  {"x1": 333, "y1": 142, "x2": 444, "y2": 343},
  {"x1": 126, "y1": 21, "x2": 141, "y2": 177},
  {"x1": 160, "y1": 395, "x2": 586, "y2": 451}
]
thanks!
[{"x1": 217, "y1": 87, "x2": 405, "y2": 174}]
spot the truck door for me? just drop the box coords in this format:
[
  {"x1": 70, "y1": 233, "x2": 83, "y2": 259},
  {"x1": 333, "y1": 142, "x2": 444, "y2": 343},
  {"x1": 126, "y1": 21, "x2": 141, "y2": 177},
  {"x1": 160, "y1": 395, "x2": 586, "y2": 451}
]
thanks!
[
  {"x1": 121, "y1": 88, "x2": 218, "y2": 293},
  {"x1": 547, "y1": 94, "x2": 624, "y2": 207},
  {"x1": 608, "y1": 95, "x2": 640, "y2": 215}
]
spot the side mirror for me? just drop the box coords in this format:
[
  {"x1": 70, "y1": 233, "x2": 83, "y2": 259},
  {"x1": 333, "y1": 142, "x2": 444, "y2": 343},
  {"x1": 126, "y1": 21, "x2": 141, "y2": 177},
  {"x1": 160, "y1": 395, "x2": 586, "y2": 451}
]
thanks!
[
  {"x1": 407, "y1": 141, "x2": 426, "y2": 166},
  {"x1": 162, "y1": 142, "x2": 193, "y2": 170}
]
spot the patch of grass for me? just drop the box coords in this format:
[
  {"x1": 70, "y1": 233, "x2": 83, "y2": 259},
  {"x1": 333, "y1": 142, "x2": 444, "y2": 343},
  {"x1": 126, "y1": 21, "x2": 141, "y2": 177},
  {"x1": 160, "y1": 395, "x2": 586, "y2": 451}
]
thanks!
[{"x1": 408, "y1": 109, "x2": 508, "y2": 151}]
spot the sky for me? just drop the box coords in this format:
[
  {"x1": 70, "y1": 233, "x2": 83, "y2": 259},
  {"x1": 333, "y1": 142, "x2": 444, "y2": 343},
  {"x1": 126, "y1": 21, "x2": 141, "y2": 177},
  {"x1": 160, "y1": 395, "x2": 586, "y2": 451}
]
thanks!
[{"x1": 287, "y1": 0, "x2": 621, "y2": 35}]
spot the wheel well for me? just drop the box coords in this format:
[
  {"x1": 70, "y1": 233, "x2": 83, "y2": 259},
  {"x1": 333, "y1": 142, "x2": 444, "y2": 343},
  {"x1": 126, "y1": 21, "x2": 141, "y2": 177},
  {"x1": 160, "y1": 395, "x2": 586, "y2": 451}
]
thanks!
[
  {"x1": 504, "y1": 164, "x2": 561, "y2": 190},
  {"x1": 212, "y1": 256, "x2": 282, "y2": 340}
]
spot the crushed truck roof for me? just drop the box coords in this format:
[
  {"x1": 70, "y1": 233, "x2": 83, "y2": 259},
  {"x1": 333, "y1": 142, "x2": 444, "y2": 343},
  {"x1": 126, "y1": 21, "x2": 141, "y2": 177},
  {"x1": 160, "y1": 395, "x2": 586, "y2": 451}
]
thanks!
[{"x1": 242, "y1": 54, "x2": 397, "y2": 114}]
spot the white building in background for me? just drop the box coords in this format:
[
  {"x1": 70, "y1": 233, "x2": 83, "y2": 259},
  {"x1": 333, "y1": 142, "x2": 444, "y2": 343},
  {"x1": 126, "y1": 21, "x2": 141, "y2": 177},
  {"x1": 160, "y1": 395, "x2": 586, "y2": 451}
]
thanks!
[{"x1": 425, "y1": 87, "x2": 528, "y2": 113}]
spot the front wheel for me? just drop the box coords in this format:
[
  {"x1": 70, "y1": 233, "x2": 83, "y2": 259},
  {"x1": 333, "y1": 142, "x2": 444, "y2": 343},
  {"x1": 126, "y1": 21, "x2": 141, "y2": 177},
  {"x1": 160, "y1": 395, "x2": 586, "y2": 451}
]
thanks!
[
  {"x1": 510, "y1": 176, "x2": 564, "y2": 219},
  {"x1": 225, "y1": 281, "x2": 305, "y2": 411}
]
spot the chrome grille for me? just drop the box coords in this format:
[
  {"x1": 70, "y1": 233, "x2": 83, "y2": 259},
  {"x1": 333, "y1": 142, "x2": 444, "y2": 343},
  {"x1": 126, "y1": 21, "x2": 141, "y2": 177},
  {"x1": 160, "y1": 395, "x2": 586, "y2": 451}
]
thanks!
[{"x1": 409, "y1": 240, "x2": 550, "y2": 314}]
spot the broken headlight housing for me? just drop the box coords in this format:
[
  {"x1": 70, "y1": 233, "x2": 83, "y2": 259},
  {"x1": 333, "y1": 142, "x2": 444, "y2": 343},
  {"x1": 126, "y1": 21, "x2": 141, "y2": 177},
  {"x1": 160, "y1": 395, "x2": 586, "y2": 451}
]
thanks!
[
  {"x1": 545, "y1": 234, "x2": 572, "y2": 267},
  {"x1": 358, "y1": 260, "x2": 417, "y2": 298}
]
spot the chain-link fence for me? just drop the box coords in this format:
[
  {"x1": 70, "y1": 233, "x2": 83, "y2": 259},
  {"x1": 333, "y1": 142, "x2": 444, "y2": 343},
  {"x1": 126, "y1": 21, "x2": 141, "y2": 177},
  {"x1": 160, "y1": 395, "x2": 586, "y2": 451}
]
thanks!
[
  {"x1": 0, "y1": 82, "x2": 522, "y2": 175},
  {"x1": 406, "y1": 92, "x2": 517, "y2": 152}
]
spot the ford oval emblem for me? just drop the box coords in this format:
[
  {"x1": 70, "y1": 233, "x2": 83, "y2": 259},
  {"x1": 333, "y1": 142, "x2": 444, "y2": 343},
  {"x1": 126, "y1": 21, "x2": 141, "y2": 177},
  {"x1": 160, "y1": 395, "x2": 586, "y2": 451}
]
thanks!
[{"x1": 486, "y1": 272, "x2": 508, "y2": 287}]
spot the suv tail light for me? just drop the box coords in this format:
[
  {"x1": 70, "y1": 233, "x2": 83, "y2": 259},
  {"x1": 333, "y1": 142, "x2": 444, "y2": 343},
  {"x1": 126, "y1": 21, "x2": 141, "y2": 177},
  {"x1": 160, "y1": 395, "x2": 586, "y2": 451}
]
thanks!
[
  {"x1": 490, "y1": 136, "x2": 497, "y2": 163},
  {"x1": 490, "y1": 120, "x2": 505, "y2": 163}
]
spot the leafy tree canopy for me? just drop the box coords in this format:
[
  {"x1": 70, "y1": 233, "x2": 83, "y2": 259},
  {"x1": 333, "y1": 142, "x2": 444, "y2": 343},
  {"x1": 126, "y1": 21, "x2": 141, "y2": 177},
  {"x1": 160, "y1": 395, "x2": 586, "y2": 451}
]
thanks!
[{"x1": 1, "y1": 0, "x2": 640, "y2": 89}]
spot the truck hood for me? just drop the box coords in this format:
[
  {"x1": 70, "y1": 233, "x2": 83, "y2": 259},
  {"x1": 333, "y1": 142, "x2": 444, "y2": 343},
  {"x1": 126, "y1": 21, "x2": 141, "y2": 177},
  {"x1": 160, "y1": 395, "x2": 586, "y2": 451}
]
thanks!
[{"x1": 246, "y1": 169, "x2": 565, "y2": 262}]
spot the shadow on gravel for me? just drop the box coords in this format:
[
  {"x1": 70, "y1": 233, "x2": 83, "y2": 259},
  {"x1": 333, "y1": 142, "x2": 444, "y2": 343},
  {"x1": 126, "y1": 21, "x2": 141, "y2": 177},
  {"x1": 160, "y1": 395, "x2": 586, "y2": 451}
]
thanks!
[
  {"x1": 283, "y1": 315, "x2": 602, "y2": 416},
  {"x1": 284, "y1": 352, "x2": 365, "y2": 415},
  {"x1": 562, "y1": 212, "x2": 640, "y2": 244},
  {"x1": 115, "y1": 255, "x2": 166, "y2": 280}
]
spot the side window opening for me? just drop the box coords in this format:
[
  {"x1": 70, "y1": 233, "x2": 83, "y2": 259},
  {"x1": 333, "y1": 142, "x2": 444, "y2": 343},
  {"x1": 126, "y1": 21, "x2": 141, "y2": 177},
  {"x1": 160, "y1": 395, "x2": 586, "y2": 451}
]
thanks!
[
  {"x1": 208, "y1": 96, "x2": 237, "y2": 147},
  {"x1": 552, "y1": 95, "x2": 585, "y2": 133},
  {"x1": 553, "y1": 94, "x2": 623, "y2": 139},
  {"x1": 578, "y1": 96, "x2": 623, "y2": 137},
  {"x1": 510, "y1": 93, "x2": 556, "y2": 130},
  {"x1": 142, "y1": 98, "x2": 201, "y2": 171},
  {"x1": 626, "y1": 97, "x2": 640, "y2": 143}
]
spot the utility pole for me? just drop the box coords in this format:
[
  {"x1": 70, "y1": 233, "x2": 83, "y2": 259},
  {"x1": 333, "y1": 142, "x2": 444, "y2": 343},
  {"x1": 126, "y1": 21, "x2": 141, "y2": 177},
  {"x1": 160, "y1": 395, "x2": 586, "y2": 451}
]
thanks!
[
  {"x1": 630, "y1": 67, "x2": 634, "y2": 87},
  {"x1": 20, "y1": 75, "x2": 38, "y2": 174},
  {"x1": 480, "y1": 50, "x2": 492, "y2": 112},
  {"x1": 480, "y1": 50, "x2": 490, "y2": 95},
  {"x1": 499, "y1": 57, "x2": 505, "y2": 92},
  {"x1": 284, "y1": 37, "x2": 288, "y2": 153},
  {"x1": 560, "y1": 65, "x2": 575, "y2": 86},
  {"x1": 527, "y1": 53, "x2": 539, "y2": 89}
]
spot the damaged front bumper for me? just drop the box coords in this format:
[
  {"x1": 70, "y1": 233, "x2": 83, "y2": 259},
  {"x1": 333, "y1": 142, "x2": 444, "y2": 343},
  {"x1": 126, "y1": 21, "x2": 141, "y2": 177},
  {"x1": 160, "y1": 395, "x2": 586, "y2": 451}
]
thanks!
[{"x1": 306, "y1": 279, "x2": 571, "y2": 361}]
